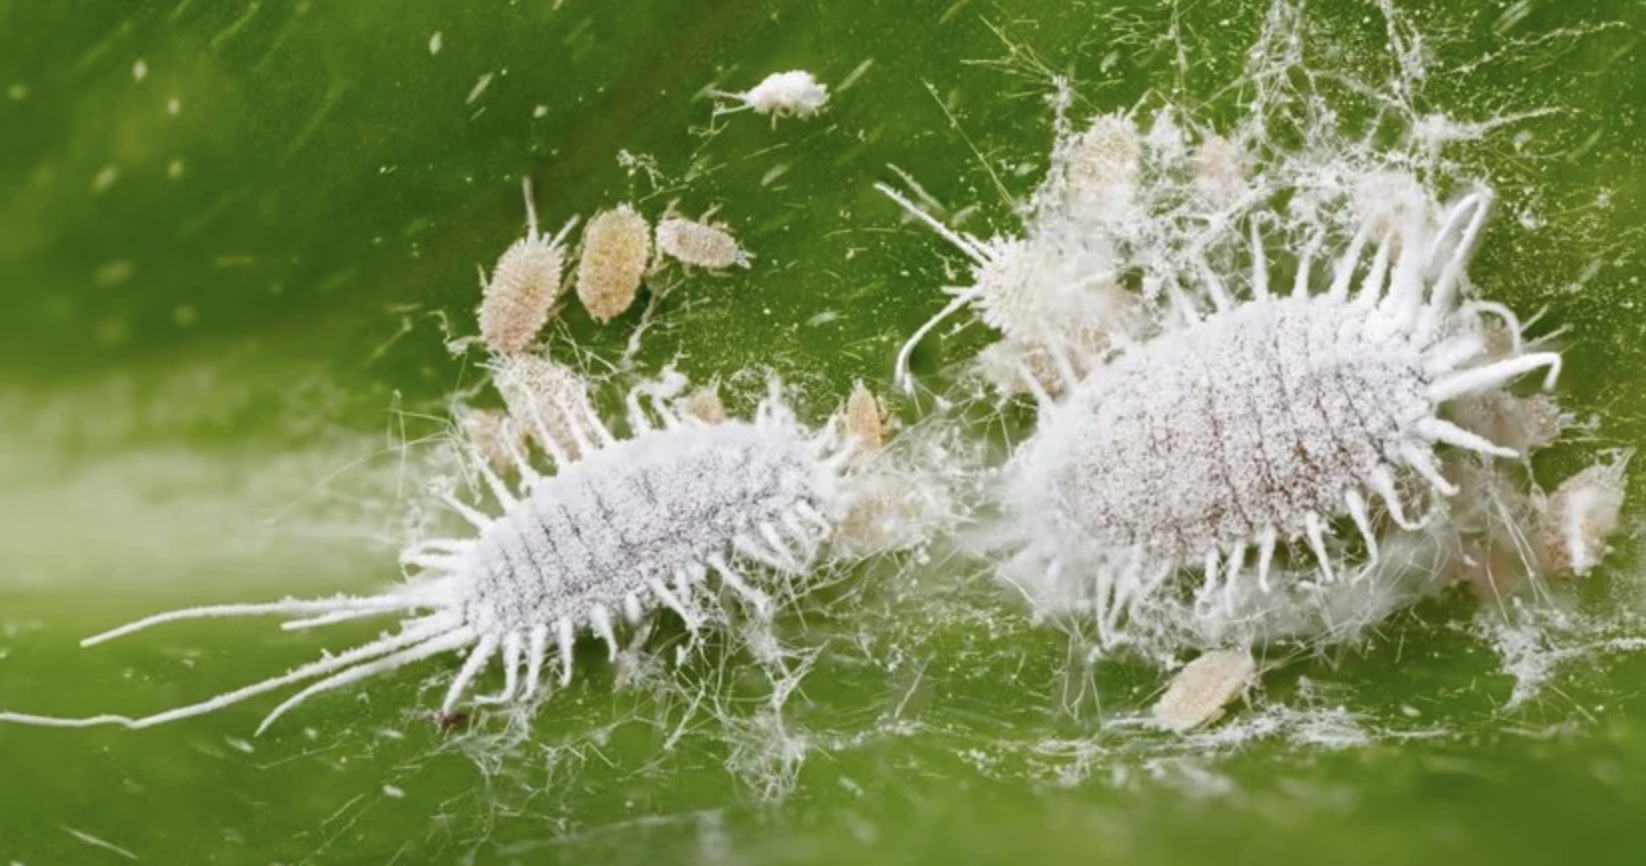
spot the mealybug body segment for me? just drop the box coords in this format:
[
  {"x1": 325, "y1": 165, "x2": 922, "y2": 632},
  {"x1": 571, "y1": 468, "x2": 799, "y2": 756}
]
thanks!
[{"x1": 1539, "y1": 452, "x2": 1631, "y2": 577}]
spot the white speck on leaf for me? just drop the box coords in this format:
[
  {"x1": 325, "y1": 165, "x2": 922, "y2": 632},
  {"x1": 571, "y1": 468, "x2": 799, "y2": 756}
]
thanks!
[
  {"x1": 466, "y1": 73, "x2": 493, "y2": 105},
  {"x1": 91, "y1": 165, "x2": 119, "y2": 193}
]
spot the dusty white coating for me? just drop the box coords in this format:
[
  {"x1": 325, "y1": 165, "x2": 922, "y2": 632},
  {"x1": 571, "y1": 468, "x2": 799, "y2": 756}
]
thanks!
[
  {"x1": 0, "y1": 382, "x2": 853, "y2": 732},
  {"x1": 1021, "y1": 294, "x2": 1430, "y2": 564},
  {"x1": 1034, "y1": 111, "x2": 1146, "y2": 238},
  {"x1": 876, "y1": 183, "x2": 1137, "y2": 394},
  {"x1": 490, "y1": 353, "x2": 590, "y2": 460},
  {"x1": 461, "y1": 420, "x2": 824, "y2": 635},
  {"x1": 1001, "y1": 191, "x2": 1562, "y2": 647},
  {"x1": 711, "y1": 70, "x2": 829, "y2": 121}
]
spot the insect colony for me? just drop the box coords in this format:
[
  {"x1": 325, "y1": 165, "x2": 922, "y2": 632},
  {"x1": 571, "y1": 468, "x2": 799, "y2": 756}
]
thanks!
[{"x1": 0, "y1": 61, "x2": 1632, "y2": 745}]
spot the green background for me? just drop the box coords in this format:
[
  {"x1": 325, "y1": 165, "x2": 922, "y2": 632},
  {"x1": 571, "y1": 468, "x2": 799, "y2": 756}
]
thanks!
[{"x1": 3, "y1": 0, "x2": 1646, "y2": 863}]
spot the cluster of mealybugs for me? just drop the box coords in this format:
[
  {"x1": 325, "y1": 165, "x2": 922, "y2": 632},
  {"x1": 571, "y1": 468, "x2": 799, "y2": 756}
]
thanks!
[{"x1": 0, "y1": 54, "x2": 1631, "y2": 747}]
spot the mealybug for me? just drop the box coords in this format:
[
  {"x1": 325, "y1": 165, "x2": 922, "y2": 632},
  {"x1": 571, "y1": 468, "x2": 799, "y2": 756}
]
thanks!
[
  {"x1": 479, "y1": 179, "x2": 578, "y2": 355},
  {"x1": 655, "y1": 203, "x2": 749, "y2": 272},
  {"x1": 1151, "y1": 649, "x2": 1257, "y2": 733},
  {"x1": 999, "y1": 189, "x2": 1562, "y2": 648},
  {"x1": 576, "y1": 204, "x2": 652, "y2": 323},
  {"x1": 708, "y1": 70, "x2": 829, "y2": 125},
  {"x1": 0, "y1": 380, "x2": 861, "y2": 732}
]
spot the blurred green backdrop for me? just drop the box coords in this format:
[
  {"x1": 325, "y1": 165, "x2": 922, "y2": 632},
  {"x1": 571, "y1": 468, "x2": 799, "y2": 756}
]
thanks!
[{"x1": 3, "y1": 0, "x2": 1646, "y2": 864}]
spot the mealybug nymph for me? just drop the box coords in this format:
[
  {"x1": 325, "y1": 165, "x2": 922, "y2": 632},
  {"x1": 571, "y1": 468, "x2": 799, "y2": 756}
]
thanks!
[
  {"x1": 576, "y1": 204, "x2": 652, "y2": 323},
  {"x1": 708, "y1": 70, "x2": 829, "y2": 125},
  {"x1": 1150, "y1": 648, "x2": 1257, "y2": 733},
  {"x1": 655, "y1": 203, "x2": 749, "y2": 272},
  {"x1": 479, "y1": 179, "x2": 578, "y2": 355}
]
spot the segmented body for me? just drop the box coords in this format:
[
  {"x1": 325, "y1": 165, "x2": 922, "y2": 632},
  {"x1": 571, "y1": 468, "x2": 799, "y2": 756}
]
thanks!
[
  {"x1": 576, "y1": 205, "x2": 651, "y2": 323},
  {"x1": 1021, "y1": 295, "x2": 1428, "y2": 566},
  {"x1": 876, "y1": 184, "x2": 1134, "y2": 395},
  {"x1": 490, "y1": 353, "x2": 590, "y2": 460},
  {"x1": 656, "y1": 205, "x2": 747, "y2": 270},
  {"x1": 0, "y1": 383, "x2": 848, "y2": 733},
  {"x1": 481, "y1": 234, "x2": 564, "y2": 354},
  {"x1": 1151, "y1": 648, "x2": 1256, "y2": 733},
  {"x1": 460, "y1": 419, "x2": 826, "y2": 639},
  {"x1": 1539, "y1": 452, "x2": 1630, "y2": 577},
  {"x1": 840, "y1": 381, "x2": 886, "y2": 451},
  {"x1": 1002, "y1": 192, "x2": 1561, "y2": 644},
  {"x1": 479, "y1": 179, "x2": 578, "y2": 355}
]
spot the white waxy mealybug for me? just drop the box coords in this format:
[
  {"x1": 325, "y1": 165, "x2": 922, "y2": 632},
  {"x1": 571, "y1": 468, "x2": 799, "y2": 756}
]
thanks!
[
  {"x1": 876, "y1": 182, "x2": 1140, "y2": 395},
  {"x1": 1151, "y1": 648, "x2": 1257, "y2": 733},
  {"x1": 1033, "y1": 111, "x2": 1145, "y2": 240},
  {"x1": 655, "y1": 203, "x2": 749, "y2": 271},
  {"x1": 576, "y1": 204, "x2": 651, "y2": 323},
  {"x1": 976, "y1": 338, "x2": 1101, "y2": 401},
  {"x1": 1449, "y1": 392, "x2": 1564, "y2": 459},
  {"x1": 708, "y1": 70, "x2": 829, "y2": 124},
  {"x1": 479, "y1": 179, "x2": 579, "y2": 355},
  {"x1": 1538, "y1": 451, "x2": 1631, "y2": 577},
  {"x1": 1001, "y1": 190, "x2": 1563, "y2": 647},
  {"x1": 0, "y1": 381, "x2": 858, "y2": 732}
]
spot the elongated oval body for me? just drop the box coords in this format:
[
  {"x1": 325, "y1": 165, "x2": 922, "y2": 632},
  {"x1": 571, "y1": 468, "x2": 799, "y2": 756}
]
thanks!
[
  {"x1": 711, "y1": 70, "x2": 829, "y2": 121},
  {"x1": 657, "y1": 213, "x2": 746, "y2": 270},
  {"x1": 1539, "y1": 452, "x2": 1630, "y2": 577},
  {"x1": 1019, "y1": 295, "x2": 1427, "y2": 563},
  {"x1": 480, "y1": 179, "x2": 576, "y2": 355},
  {"x1": 0, "y1": 381, "x2": 853, "y2": 733},
  {"x1": 481, "y1": 237, "x2": 563, "y2": 354},
  {"x1": 679, "y1": 388, "x2": 727, "y2": 425},
  {"x1": 999, "y1": 191, "x2": 1562, "y2": 650},
  {"x1": 491, "y1": 353, "x2": 589, "y2": 460},
  {"x1": 576, "y1": 205, "x2": 651, "y2": 322},
  {"x1": 741, "y1": 70, "x2": 829, "y2": 117},
  {"x1": 461, "y1": 419, "x2": 825, "y2": 633},
  {"x1": 1151, "y1": 648, "x2": 1256, "y2": 733},
  {"x1": 840, "y1": 381, "x2": 886, "y2": 451}
]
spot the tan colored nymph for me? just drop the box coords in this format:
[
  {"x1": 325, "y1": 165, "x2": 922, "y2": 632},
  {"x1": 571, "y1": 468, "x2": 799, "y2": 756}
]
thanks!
[
  {"x1": 655, "y1": 202, "x2": 748, "y2": 271},
  {"x1": 479, "y1": 178, "x2": 578, "y2": 355},
  {"x1": 576, "y1": 204, "x2": 652, "y2": 323}
]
